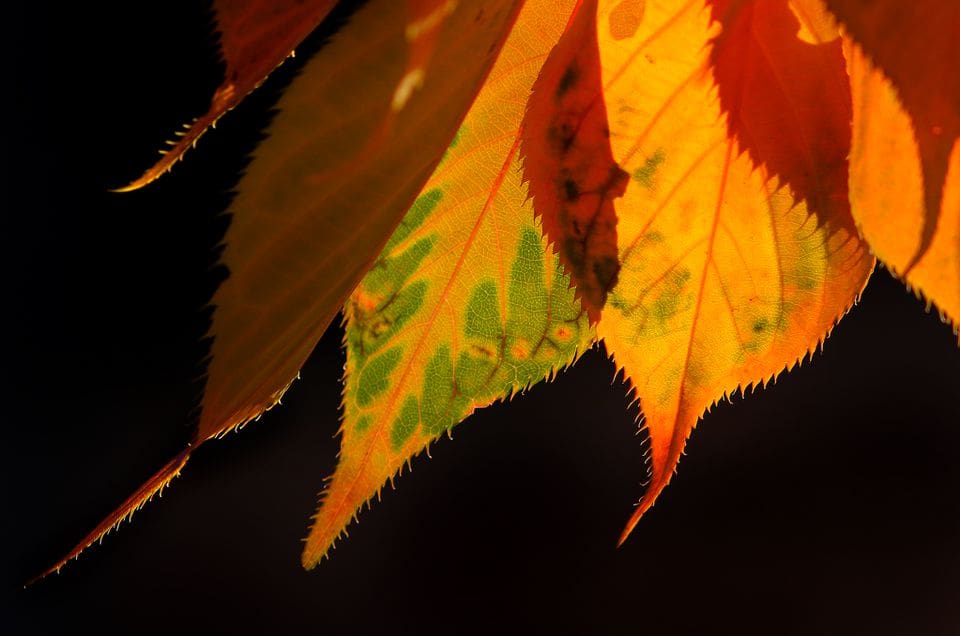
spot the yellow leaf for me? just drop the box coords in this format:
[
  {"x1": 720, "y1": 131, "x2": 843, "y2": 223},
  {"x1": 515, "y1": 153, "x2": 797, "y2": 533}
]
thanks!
[{"x1": 591, "y1": 0, "x2": 874, "y2": 540}]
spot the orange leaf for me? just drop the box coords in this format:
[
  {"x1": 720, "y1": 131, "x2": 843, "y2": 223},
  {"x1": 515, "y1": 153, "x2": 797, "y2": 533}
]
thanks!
[
  {"x1": 116, "y1": 0, "x2": 339, "y2": 191},
  {"x1": 827, "y1": 0, "x2": 960, "y2": 274},
  {"x1": 521, "y1": 0, "x2": 628, "y2": 322},
  {"x1": 588, "y1": 0, "x2": 873, "y2": 541},
  {"x1": 828, "y1": 0, "x2": 960, "y2": 327}
]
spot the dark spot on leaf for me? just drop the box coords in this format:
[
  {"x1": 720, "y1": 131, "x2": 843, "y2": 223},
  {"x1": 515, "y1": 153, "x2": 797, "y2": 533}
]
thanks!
[
  {"x1": 562, "y1": 178, "x2": 580, "y2": 201},
  {"x1": 556, "y1": 64, "x2": 579, "y2": 99},
  {"x1": 633, "y1": 148, "x2": 665, "y2": 190},
  {"x1": 547, "y1": 116, "x2": 579, "y2": 156},
  {"x1": 593, "y1": 256, "x2": 620, "y2": 293},
  {"x1": 752, "y1": 318, "x2": 768, "y2": 334},
  {"x1": 564, "y1": 236, "x2": 587, "y2": 271}
]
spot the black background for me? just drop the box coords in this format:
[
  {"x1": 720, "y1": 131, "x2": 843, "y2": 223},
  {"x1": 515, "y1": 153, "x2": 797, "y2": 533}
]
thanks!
[{"x1": 5, "y1": 3, "x2": 960, "y2": 634}]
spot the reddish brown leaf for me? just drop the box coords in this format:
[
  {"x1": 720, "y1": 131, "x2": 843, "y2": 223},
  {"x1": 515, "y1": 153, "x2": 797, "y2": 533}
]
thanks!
[
  {"x1": 708, "y1": 0, "x2": 854, "y2": 232},
  {"x1": 38, "y1": 0, "x2": 524, "y2": 580},
  {"x1": 521, "y1": 0, "x2": 629, "y2": 322},
  {"x1": 116, "y1": 0, "x2": 339, "y2": 191}
]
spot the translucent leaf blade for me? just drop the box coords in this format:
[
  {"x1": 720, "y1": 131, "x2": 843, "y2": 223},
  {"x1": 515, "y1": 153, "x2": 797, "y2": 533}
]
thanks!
[
  {"x1": 521, "y1": 0, "x2": 628, "y2": 321},
  {"x1": 199, "y1": 0, "x2": 524, "y2": 442},
  {"x1": 591, "y1": 0, "x2": 874, "y2": 540},
  {"x1": 303, "y1": 0, "x2": 594, "y2": 568},
  {"x1": 832, "y1": 3, "x2": 960, "y2": 329},
  {"x1": 118, "y1": 0, "x2": 339, "y2": 190},
  {"x1": 40, "y1": 0, "x2": 523, "y2": 578}
]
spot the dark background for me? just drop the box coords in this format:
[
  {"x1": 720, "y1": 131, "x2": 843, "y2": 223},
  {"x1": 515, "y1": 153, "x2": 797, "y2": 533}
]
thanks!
[{"x1": 4, "y1": 3, "x2": 960, "y2": 634}]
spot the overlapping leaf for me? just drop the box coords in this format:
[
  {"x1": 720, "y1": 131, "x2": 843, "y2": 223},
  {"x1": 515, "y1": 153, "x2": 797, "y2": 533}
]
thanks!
[
  {"x1": 41, "y1": 0, "x2": 960, "y2": 579},
  {"x1": 41, "y1": 0, "x2": 523, "y2": 578},
  {"x1": 303, "y1": 0, "x2": 593, "y2": 567},
  {"x1": 521, "y1": 0, "x2": 872, "y2": 542},
  {"x1": 520, "y1": 0, "x2": 628, "y2": 321},
  {"x1": 828, "y1": 0, "x2": 960, "y2": 328},
  {"x1": 200, "y1": 0, "x2": 524, "y2": 444}
]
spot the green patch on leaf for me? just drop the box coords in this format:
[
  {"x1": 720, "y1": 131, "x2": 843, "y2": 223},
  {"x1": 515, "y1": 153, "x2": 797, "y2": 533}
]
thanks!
[
  {"x1": 421, "y1": 345, "x2": 470, "y2": 437},
  {"x1": 365, "y1": 236, "x2": 435, "y2": 294},
  {"x1": 355, "y1": 415, "x2": 372, "y2": 433},
  {"x1": 390, "y1": 396, "x2": 420, "y2": 449},
  {"x1": 356, "y1": 347, "x2": 402, "y2": 407},
  {"x1": 508, "y1": 229, "x2": 550, "y2": 345},
  {"x1": 650, "y1": 267, "x2": 691, "y2": 326},
  {"x1": 349, "y1": 280, "x2": 428, "y2": 361},
  {"x1": 465, "y1": 279, "x2": 503, "y2": 340},
  {"x1": 383, "y1": 189, "x2": 443, "y2": 253},
  {"x1": 633, "y1": 149, "x2": 666, "y2": 190}
]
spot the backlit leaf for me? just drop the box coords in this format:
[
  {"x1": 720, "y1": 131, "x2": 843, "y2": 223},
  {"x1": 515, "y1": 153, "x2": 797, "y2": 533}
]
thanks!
[
  {"x1": 199, "y1": 0, "x2": 524, "y2": 443},
  {"x1": 40, "y1": 0, "x2": 523, "y2": 579},
  {"x1": 302, "y1": 0, "x2": 593, "y2": 567},
  {"x1": 40, "y1": 0, "x2": 959, "y2": 579},
  {"x1": 117, "y1": 0, "x2": 339, "y2": 191},
  {"x1": 589, "y1": 0, "x2": 874, "y2": 540},
  {"x1": 829, "y1": 1, "x2": 960, "y2": 328},
  {"x1": 708, "y1": 0, "x2": 854, "y2": 231},
  {"x1": 521, "y1": 0, "x2": 628, "y2": 321}
]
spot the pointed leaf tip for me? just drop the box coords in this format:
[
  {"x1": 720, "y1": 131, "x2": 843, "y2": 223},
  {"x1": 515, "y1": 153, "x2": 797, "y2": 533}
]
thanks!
[
  {"x1": 302, "y1": 0, "x2": 596, "y2": 567},
  {"x1": 118, "y1": 0, "x2": 339, "y2": 191},
  {"x1": 592, "y1": 0, "x2": 873, "y2": 543}
]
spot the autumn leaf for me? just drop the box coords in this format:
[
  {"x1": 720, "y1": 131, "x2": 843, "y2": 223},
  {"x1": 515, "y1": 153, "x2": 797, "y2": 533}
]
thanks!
[
  {"x1": 302, "y1": 0, "x2": 594, "y2": 567},
  {"x1": 310, "y1": 0, "x2": 876, "y2": 559},
  {"x1": 528, "y1": 0, "x2": 874, "y2": 540},
  {"x1": 708, "y1": 0, "x2": 854, "y2": 231},
  {"x1": 37, "y1": 0, "x2": 960, "y2": 579},
  {"x1": 826, "y1": 0, "x2": 960, "y2": 327},
  {"x1": 116, "y1": 0, "x2": 338, "y2": 191},
  {"x1": 38, "y1": 0, "x2": 523, "y2": 579},
  {"x1": 521, "y1": 0, "x2": 628, "y2": 322},
  {"x1": 199, "y1": 0, "x2": 523, "y2": 445}
]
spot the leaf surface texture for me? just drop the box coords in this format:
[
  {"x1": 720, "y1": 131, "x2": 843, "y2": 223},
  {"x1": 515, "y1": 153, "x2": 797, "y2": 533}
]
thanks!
[
  {"x1": 42, "y1": 0, "x2": 523, "y2": 579},
  {"x1": 303, "y1": 0, "x2": 594, "y2": 566},
  {"x1": 589, "y1": 0, "x2": 874, "y2": 539},
  {"x1": 829, "y1": 0, "x2": 960, "y2": 327}
]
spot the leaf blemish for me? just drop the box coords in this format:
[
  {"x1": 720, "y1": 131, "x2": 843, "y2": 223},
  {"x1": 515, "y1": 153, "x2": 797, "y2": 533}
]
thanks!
[
  {"x1": 593, "y1": 256, "x2": 620, "y2": 292},
  {"x1": 556, "y1": 64, "x2": 579, "y2": 99},
  {"x1": 609, "y1": 0, "x2": 646, "y2": 41},
  {"x1": 547, "y1": 117, "x2": 578, "y2": 155},
  {"x1": 633, "y1": 148, "x2": 665, "y2": 190}
]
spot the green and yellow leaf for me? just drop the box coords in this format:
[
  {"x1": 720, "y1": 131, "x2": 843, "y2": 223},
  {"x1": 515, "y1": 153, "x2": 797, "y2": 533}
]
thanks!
[
  {"x1": 302, "y1": 0, "x2": 594, "y2": 567},
  {"x1": 201, "y1": 0, "x2": 524, "y2": 444}
]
